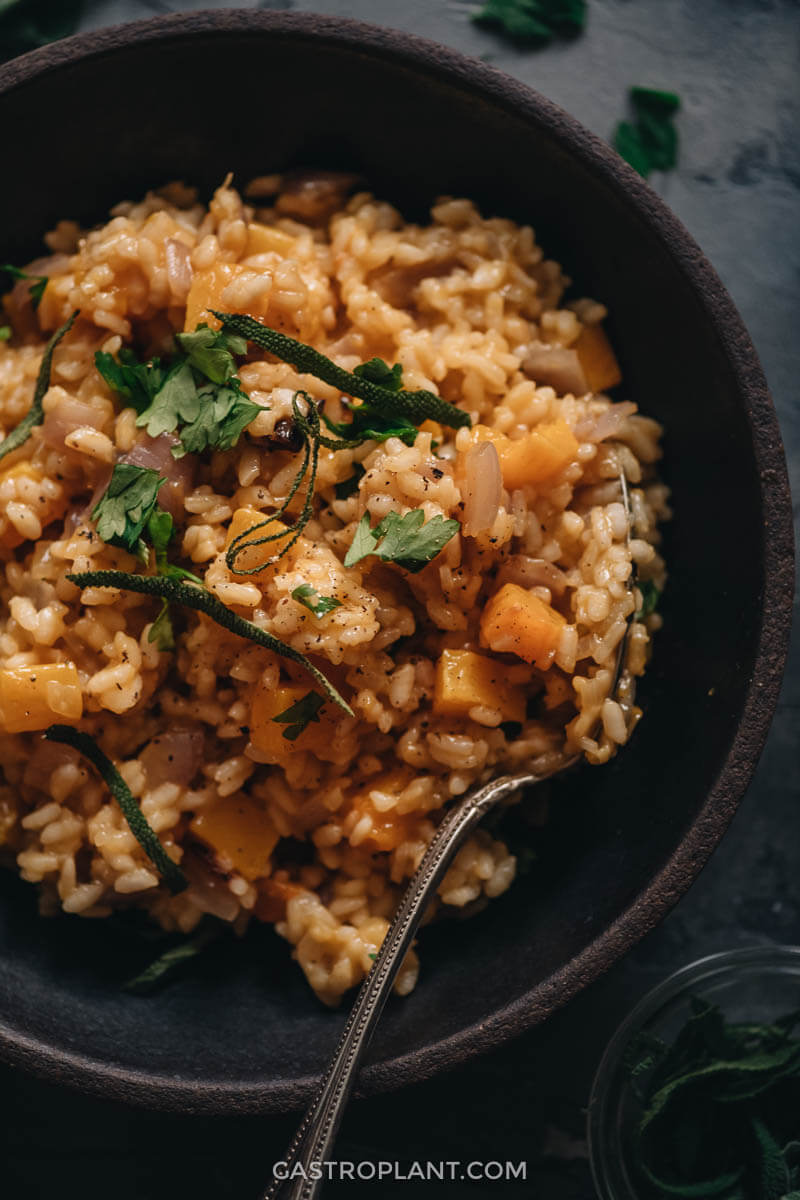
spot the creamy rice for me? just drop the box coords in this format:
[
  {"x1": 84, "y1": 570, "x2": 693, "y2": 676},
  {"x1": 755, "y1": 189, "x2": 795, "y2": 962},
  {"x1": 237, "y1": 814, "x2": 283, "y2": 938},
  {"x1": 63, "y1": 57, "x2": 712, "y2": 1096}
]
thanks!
[{"x1": 0, "y1": 175, "x2": 667, "y2": 1004}]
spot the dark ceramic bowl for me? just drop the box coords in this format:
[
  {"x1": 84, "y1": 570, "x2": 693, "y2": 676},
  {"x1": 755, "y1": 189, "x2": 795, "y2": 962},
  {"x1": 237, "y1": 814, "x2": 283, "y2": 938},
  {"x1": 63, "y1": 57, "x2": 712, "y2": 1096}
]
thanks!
[{"x1": 0, "y1": 12, "x2": 792, "y2": 1115}]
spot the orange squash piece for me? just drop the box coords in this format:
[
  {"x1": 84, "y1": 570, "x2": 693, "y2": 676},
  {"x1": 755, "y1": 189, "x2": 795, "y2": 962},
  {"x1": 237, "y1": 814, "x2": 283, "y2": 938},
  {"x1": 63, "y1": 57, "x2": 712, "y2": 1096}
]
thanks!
[
  {"x1": 480, "y1": 583, "x2": 566, "y2": 669},
  {"x1": 434, "y1": 649, "x2": 525, "y2": 721},
  {"x1": 348, "y1": 769, "x2": 418, "y2": 853},
  {"x1": 225, "y1": 507, "x2": 305, "y2": 584},
  {"x1": 0, "y1": 662, "x2": 83, "y2": 733},
  {"x1": 254, "y1": 877, "x2": 304, "y2": 922},
  {"x1": 573, "y1": 324, "x2": 622, "y2": 393},
  {"x1": 463, "y1": 420, "x2": 578, "y2": 491},
  {"x1": 249, "y1": 681, "x2": 342, "y2": 764},
  {"x1": 244, "y1": 223, "x2": 297, "y2": 258},
  {"x1": 190, "y1": 794, "x2": 279, "y2": 881},
  {"x1": 184, "y1": 262, "x2": 243, "y2": 332}
]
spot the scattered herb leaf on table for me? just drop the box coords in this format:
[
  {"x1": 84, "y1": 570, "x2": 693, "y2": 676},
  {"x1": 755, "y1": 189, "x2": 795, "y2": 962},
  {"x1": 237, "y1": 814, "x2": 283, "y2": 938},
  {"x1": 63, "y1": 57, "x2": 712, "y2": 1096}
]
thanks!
[
  {"x1": 615, "y1": 86, "x2": 681, "y2": 179},
  {"x1": 471, "y1": 0, "x2": 586, "y2": 46}
]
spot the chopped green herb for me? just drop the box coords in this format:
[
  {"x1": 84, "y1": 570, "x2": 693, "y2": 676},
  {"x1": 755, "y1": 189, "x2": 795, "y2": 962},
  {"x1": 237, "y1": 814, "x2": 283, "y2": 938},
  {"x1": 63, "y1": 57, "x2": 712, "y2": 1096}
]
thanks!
[
  {"x1": 170, "y1": 382, "x2": 261, "y2": 458},
  {"x1": 626, "y1": 996, "x2": 800, "y2": 1199},
  {"x1": 353, "y1": 356, "x2": 404, "y2": 391},
  {"x1": 95, "y1": 347, "x2": 167, "y2": 415},
  {"x1": 0, "y1": 326, "x2": 11, "y2": 341},
  {"x1": 175, "y1": 324, "x2": 247, "y2": 384},
  {"x1": 66, "y1": 569, "x2": 353, "y2": 717},
  {"x1": 322, "y1": 399, "x2": 419, "y2": 447},
  {"x1": 91, "y1": 463, "x2": 165, "y2": 555},
  {"x1": 471, "y1": 0, "x2": 586, "y2": 46},
  {"x1": 334, "y1": 464, "x2": 365, "y2": 500},
  {"x1": 148, "y1": 599, "x2": 175, "y2": 652},
  {"x1": 0, "y1": 311, "x2": 77, "y2": 464},
  {"x1": 212, "y1": 312, "x2": 470, "y2": 431},
  {"x1": 614, "y1": 87, "x2": 681, "y2": 179},
  {"x1": 2, "y1": 263, "x2": 48, "y2": 309},
  {"x1": 292, "y1": 584, "x2": 342, "y2": 618},
  {"x1": 368, "y1": 952, "x2": 377, "y2": 961},
  {"x1": 44, "y1": 725, "x2": 187, "y2": 893},
  {"x1": 123, "y1": 920, "x2": 223, "y2": 994},
  {"x1": 273, "y1": 690, "x2": 326, "y2": 741},
  {"x1": 635, "y1": 579, "x2": 660, "y2": 620},
  {"x1": 344, "y1": 509, "x2": 459, "y2": 574}
]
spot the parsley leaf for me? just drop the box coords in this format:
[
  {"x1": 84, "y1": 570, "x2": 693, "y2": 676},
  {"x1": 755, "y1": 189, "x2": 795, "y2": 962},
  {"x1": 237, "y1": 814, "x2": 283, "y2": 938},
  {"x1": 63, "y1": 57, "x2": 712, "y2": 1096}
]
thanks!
[
  {"x1": 143, "y1": 507, "x2": 202, "y2": 583},
  {"x1": 344, "y1": 509, "x2": 459, "y2": 573},
  {"x1": 292, "y1": 584, "x2": 342, "y2": 617},
  {"x1": 91, "y1": 464, "x2": 165, "y2": 554},
  {"x1": 175, "y1": 324, "x2": 248, "y2": 385},
  {"x1": 471, "y1": 0, "x2": 586, "y2": 46},
  {"x1": 334, "y1": 463, "x2": 365, "y2": 500},
  {"x1": 174, "y1": 382, "x2": 261, "y2": 459},
  {"x1": 95, "y1": 348, "x2": 167, "y2": 415},
  {"x1": 2, "y1": 263, "x2": 48, "y2": 309},
  {"x1": 272, "y1": 690, "x2": 326, "y2": 740},
  {"x1": 0, "y1": 326, "x2": 11, "y2": 341},
  {"x1": 615, "y1": 87, "x2": 681, "y2": 179},
  {"x1": 353, "y1": 357, "x2": 404, "y2": 392},
  {"x1": 635, "y1": 579, "x2": 660, "y2": 620},
  {"x1": 322, "y1": 400, "x2": 419, "y2": 447},
  {"x1": 149, "y1": 599, "x2": 175, "y2": 652}
]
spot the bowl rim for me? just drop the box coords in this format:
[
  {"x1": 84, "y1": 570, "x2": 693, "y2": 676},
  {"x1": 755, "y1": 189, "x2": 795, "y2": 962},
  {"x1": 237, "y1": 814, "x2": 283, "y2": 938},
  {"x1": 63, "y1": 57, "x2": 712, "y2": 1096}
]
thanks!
[
  {"x1": 587, "y1": 944, "x2": 800, "y2": 1198},
  {"x1": 0, "y1": 9, "x2": 794, "y2": 1115}
]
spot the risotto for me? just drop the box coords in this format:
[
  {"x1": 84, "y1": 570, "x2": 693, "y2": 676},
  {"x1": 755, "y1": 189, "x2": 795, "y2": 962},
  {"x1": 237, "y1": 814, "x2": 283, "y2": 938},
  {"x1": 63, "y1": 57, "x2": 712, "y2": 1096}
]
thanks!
[{"x1": 0, "y1": 174, "x2": 667, "y2": 1005}]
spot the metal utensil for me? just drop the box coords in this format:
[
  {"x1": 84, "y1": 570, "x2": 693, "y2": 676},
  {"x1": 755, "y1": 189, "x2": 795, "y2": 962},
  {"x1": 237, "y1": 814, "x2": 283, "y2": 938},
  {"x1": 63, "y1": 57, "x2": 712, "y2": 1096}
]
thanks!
[{"x1": 266, "y1": 472, "x2": 636, "y2": 1200}]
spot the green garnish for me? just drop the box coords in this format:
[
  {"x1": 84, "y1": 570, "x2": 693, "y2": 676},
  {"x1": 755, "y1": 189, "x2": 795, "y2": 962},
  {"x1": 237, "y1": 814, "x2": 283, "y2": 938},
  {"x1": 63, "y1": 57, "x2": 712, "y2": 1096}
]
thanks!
[
  {"x1": 334, "y1": 464, "x2": 365, "y2": 500},
  {"x1": 2, "y1": 263, "x2": 49, "y2": 309},
  {"x1": 626, "y1": 996, "x2": 800, "y2": 1199},
  {"x1": 95, "y1": 348, "x2": 167, "y2": 414},
  {"x1": 148, "y1": 600, "x2": 175, "y2": 652},
  {"x1": 212, "y1": 312, "x2": 471, "y2": 431},
  {"x1": 292, "y1": 584, "x2": 342, "y2": 618},
  {"x1": 0, "y1": 326, "x2": 11, "y2": 341},
  {"x1": 66, "y1": 569, "x2": 353, "y2": 717},
  {"x1": 615, "y1": 87, "x2": 681, "y2": 179},
  {"x1": 273, "y1": 690, "x2": 326, "y2": 741},
  {"x1": 635, "y1": 579, "x2": 660, "y2": 620},
  {"x1": 91, "y1": 464, "x2": 165, "y2": 555},
  {"x1": 0, "y1": 311, "x2": 77, "y2": 464},
  {"x1": 123, "y1": 920, "x2": 223, "y2": 994},
  {"x1": 43, "y1": 725, "x2": 187, "y2": 893},
  {"x1": 471, "y1": 0, "x2": 586, "y2": 45},
  {"x1": 344, "y1": 509, "x2": 459, "y2": 573},
  {"x1": 96, "y1": 324, "x2": 260, "y2": 459}
]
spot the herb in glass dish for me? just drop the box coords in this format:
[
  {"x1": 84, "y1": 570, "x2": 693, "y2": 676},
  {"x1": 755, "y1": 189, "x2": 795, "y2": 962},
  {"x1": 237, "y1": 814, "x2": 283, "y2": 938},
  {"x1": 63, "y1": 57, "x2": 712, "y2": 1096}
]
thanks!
[{"x1": 626, "y1": 996, "x2": 800, "y2": 1198}]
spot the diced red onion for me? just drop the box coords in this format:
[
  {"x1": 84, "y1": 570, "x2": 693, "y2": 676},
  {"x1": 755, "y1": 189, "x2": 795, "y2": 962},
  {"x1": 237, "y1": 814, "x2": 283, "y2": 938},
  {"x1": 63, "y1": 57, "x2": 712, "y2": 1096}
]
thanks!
[
  {"x1": 461, "y1": 440, "x2": 502, "y2": 536},
  {"x1": 120, "y1": 434, "x2": 194, "y2": 520},
  {"x1": 141, "y1": 726, "x2": 204, "y2": 788},
  {"x1": 181, "y1": 854, "x2": 241, "y2": 923},
  {"x1": 523, "y1": 346, "x2": 588, "y2": 396},
  {"x1": 497, "y1": 555, "x2": 569, "y2": 594},
  {"x1": 41, "y1": 397, "x2": 104, "y2": 449},
  {"x1": 23, "y1": 739, "x2": 80, "y2": 792},
  {"x1": 573, "y1": 402, "x2": 637, "y2": 443}
]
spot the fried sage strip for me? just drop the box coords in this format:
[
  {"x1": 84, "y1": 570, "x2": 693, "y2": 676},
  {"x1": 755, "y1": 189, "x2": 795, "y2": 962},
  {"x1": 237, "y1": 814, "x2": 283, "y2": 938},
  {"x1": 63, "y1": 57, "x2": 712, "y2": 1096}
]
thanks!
[
  {"x1": 66, "y1": 570, "x2": 354, "y2": 717},
  {"x1": 0, "y1": 311, "x2": 78, "y2": 463},
  {"x1": 212, "y1": 311, "x2": 471, "y2": 430},
  {"x1": 44, "y1": 724, "x2": 187, "y2": 893}
]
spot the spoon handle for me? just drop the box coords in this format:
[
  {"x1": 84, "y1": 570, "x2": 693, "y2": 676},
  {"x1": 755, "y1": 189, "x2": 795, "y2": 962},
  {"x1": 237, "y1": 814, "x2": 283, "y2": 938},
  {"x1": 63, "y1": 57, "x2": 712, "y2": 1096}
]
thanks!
[{"x1": 265, "y1": 772, "x2": 535, "y2": 1200}]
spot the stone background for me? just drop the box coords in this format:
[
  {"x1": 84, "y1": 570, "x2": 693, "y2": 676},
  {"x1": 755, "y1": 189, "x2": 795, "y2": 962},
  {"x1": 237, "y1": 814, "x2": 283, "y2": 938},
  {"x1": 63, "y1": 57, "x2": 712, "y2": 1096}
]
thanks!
[{"x1": 1, "y1": 1, "x2": 798, "y2": 1196}]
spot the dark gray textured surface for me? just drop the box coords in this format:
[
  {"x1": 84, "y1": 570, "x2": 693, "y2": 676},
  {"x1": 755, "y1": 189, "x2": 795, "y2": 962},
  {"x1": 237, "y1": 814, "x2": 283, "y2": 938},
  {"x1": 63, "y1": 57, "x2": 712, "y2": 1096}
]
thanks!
[{"x1": 2, "y1": 1, "x2": 798, "y2": 1195}]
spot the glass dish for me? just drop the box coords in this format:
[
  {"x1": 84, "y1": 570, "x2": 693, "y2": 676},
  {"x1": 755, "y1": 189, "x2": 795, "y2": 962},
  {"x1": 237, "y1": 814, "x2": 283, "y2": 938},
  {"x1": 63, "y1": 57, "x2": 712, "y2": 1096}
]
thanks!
[{"x1": 587, "y1": 944, "x2": 800, "y2": 1199}]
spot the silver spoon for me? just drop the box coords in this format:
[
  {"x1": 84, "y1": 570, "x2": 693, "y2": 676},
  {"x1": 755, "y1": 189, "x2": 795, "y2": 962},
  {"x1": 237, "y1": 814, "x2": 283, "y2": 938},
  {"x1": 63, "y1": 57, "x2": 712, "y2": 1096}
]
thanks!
[{"x1": 265, "y1": 471, "x2": 636, "y2": 1200}]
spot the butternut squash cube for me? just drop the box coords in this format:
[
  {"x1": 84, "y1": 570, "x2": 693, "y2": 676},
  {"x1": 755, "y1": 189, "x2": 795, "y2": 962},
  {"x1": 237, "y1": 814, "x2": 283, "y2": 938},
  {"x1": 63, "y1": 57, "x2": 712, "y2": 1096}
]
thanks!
[
  {"x1": 249, "y1": 681, "x2": 340, "y2": 763},
  {"x1": 225, "y1": 507, "x2": 303, "y2": 583},
  {"x1": 255, "y1": 876, "x2": 304, "y2": 922},
  {"x1": 245, "y1": 222, "x2": 297, "y2": 258},
  {"x1": 184, "y1": 262, "x2": 244, "y2": 333},
  {"x1": 190, "y1": 795, "x2": 279, "y2": 881},
  {"x1": 573, "y1": 323, "x2": 622, "y2": 393},
  {"x1": 434, "y1": 649, "x2": 525, "y2": 721},
  {"x1": 0, "y1": 662, "x2": 83, "y2": 733},
  {"x1": 463, "y1": 420, "x2": 578, "y2": 491},
  {"x1": 480, "y1": 583, "x2": 566, "y2": 669},
  {"x1": 348, "y1": 769, "x2": 417, "y2": 853}
]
